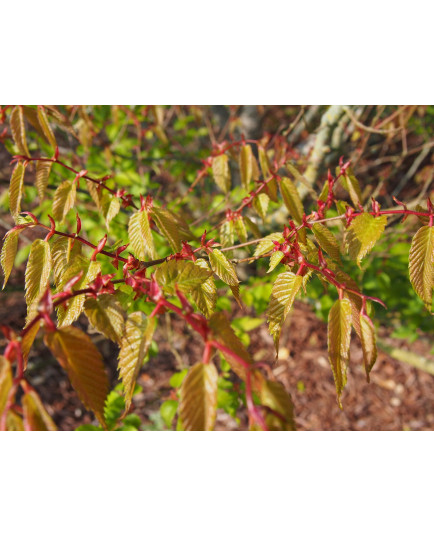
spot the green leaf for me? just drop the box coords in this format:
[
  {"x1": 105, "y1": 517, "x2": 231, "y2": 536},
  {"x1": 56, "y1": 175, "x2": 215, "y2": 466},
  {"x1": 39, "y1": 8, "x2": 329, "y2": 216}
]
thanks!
[
  {"x1": 259, "y1": 379, "x2": 296, "y2": 431},
  {"x1": 360, "y1": 313, "x2": 378, "y2": 382},
  {"x1": 155, "y1": 259, "x2": 211, "y2": 294},
  {"x1": 37, "y1": 106, "x2": 57, "y2": 149},
  {"x1": 50, "y1": 236, "x2": 82, "y2": 287},
  {"x1": 234, "y1": 217, "x2": 248, "y2": 244},
  {"x1": 267, "y1": 272, "x2": 303, "y2": 351},
  {"x1": 312, "y1": 223, "x2": 341, "y2": 262},
  {"x1": 84, "y1": 294, "x2": 126, "y2": 344},
  {"x1": 179, "y1": 362, "x2": 218, "y2": 431},
  {"x1": 253, "y1": 233, "x2": 284, "y2": 257},
  {"x1": 267, "y1": 250, "x2": 284, "y2": 273},
  {"x1": 209, "y1": 248, "x2": 239, "y2": 288},
  {"x1": 10, "y1": 106, "x2": 30, "y2": 157},
  {"x1": 9, "y1": 162, "x2": 25, "y2": 221},
  {"x1": 22, "y1": 319, "x2": 41, "y2": 369},
  {"x1": 160, "y1": 400, "x2": 178, "y2": 429},
  {"x1": 253, "y1": 193, "x2": 270, "y2": 221},
  {"x1": 346, "y1": 213, "x2": 387, "y2": 267},
  {"x1": 327, "y1": 298, "x2": 352, "y2": 406},
  {"x1": 25, "y1": 239, "x2": 51, "y2": 308},
  {"x1": 22, "y1": 390, "x2": 57, "y2": 431},
  {"x1": 190, "y1": 259, "x2": 217, "y2": 317},
  {"x1": 151, "y1": 206, "x2": 181, "y2": 252},
  {"x1": 118, "y1": 312, "x2": 156, "y2": 411},
  {"x1": 52, "y1": 180, "x2": 77, "y2": 222},
  {"x1": 36, "y1": 160, "x2": 53, "y2": 201},
  {"x1": 339, "y1": 168, "x2": 362, "y2": 207},
  {"x1": 1, "y1": 227, "x2": 24, "y2": 289},
  {"x1": 280, "y1": 176, "x2": 304, "y2": 224},
  {"x1": 220, "y1": 219, "x2": 235, "y2": 248},
  {"x1": 128, "y1": 209, "x2": 156, "y2": 260},
  {"x1": 102, "y1": 194, "x2": 120, "y2": 230},
  {"x1": 287, "y1": 162, "x2": 317, "y2": 199},
  {"x1": 239, "y1": 144, "x2": 253, "y2": 190},
  {"x1": 408, "y1": 225, "x2": 434, "y2": 310},
  {"x1": 45, "y1": 326, "x2": 109, "y2": 426},
  {"x1": 212, "y1": 154, "x2": 231, "y2": 193}
]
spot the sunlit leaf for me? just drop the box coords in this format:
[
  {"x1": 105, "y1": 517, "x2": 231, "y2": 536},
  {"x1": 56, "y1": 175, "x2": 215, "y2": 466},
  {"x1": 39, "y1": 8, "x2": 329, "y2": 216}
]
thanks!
[
  {"x1": 37, "y1": 106, "x2": 57, "y2": 149},
  {"x1": 253, "y1": 233, "x2": 284, "y2": 257},
  {"x1": 360, "y1": 313, "x2": 378, "y2": 382},
  {"x1": 128, "y1": 209, "x2": 156, "y2": 260},
  {"x1": 409, "y1": 225, "x2": 434, "y2": 310},
  {"x1": 102, "y1": 194, "x2": 120, "y2": 230},
  {"x1": 312, "y1": 223, "x2": 341, "y2": 262},
  {"x1": 346, "y1": 213, "x2": 387, "y2": 267},
  {"x1": 151, "y1": 206, "x2": 181, "y2": 252},
  {"x1": 190, "y1": 259, "x2": 217, "y2": 317},
  {"x1": 253, "y1": 193, "x2": 269, "y2": 221},
  {"x1": 220, "y1": 219, "x2": 234, "y2": 248},
  {"x1": 179, "y1": 362, "x2": 218, "y2": 431},
  {"x1": 1, "y1": 227, "x2": 24, "y2": 289},
  {"x1": 6, "y1": 411, "x2": 24, "y2": 431},
  {"x1": 45, "y1": 326, "x2": 109, "y2": 426},
  {"x1": 239, "y1": 144, "x2": 253, "y2": 190},
  {"x1": 339, "y1": 168, "x2": 362, "y2": 207},
  {"x1": 212, "y1": 154, "x2": 231, "y2": 193},
  {"x1": 84, "y1": 294, "x2": 126, "y2": 344},
  {"x1": 22, "y1": 319, "x2": 41, "y2": 369},
  {"x1": 327, "y1": 298, "x2": 352, "y2": 406},
  {"x1": 25, "y1": 239, "x2": 51, "y2": 307},
  {"x1": 155, "y1": 259, "x2": 211, "y2": 294},
  {"x1": 209, "y1": 249, "x2": 239, "y2": 287},
  {"x1": 50, "y1": 236, "x2": 82, "y2": 287},
  {"x1": 52, "y1": 180, "x2": 77, "y2": 223},
  {"x1": 259, "y1": 378, "x2": 296, "y2": 431},
  {"x1": 280, "y1": 176, "x2": 304, "y2": 224},
  {"x1": 10, "y1": 106, "x2": 30, "y2": 157},
  {"x1": 234, "y1": 217, "x2": 247, "y2": 244},
  {"x1": 9, "y1": 161, "x2": 25, "y2": 221},
  {"x1": 36, "y1": 160, "x2": 53, "y2": 201},
  {"x1": 267, "y1": 250, "x2": 284, "y2": 273},
  {"x1": 118, "y1": 312, "x2": 156, "y2": 411},
  {"x1": 22, "y1": 389, "x2": 57, "y2": 431}
]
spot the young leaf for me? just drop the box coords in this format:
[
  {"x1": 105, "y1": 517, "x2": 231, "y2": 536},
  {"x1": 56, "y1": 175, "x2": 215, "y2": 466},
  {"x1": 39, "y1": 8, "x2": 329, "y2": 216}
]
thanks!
[
  {"x1": 220, "y1": 219, "x2": 235, "y2": 248},
  {"x1": 1, "y1": 227, "x2": 24, "y2": 289},
  {"x1": 25, "y1": 239, "x2": 52, "y2": 307},
  {"x1": 346, "y1": 213, "x2": 387, "y2": 267},
  {"x1": 155, "y1": 259, "x2": 211, "y2": 294},
  {"x1": 10, "y1": 106, "x2": 30, "y2": 157},
  {"x1": 52, "y1": 180, "x2": 77, "y2": 222},
  {"x1": 239, "y1": 144, "x2": 253, "y2": 190},
  {"x1": 84, "y1": 294, "x2": 126, "y2": 344},
  {"x1": 37, "y1": 106, "x2": 57, "y2": 149},
  {"x1": 327, "y1": 298, "x2": 352, "y2": 406},
  {"x1": 209, "y1": 249, "x2": 239, "y2": 288},
  {"x1": 22, "y1": 390, "x2": 57, "y2": 431},
  {"x1": 6, "y1": 411, "x2": 24, "y2": 431},
  {"x1": 253, "y1": 233, "x2": 284, "y2": 257},
  {"x1": 190, "y1": 259, "x2": 217, "y2": 317},
  {"x1": 234, "y1": 217, "x2": 248, "y2": 244},
  {"x1": 0, "y1": 356, "x2": 13, "y2": 416},
  {"x1": 212, "y1": 154, "x2": 231, "y2": 193},
  {"x1": 253, "y1": 193, "x2": 270, "y2": 221},
  {"x1": 118, "y1": 312, "x2": 156, "y2": 411},
  {"x1": 334, "y1": 270, "x2": 363, "y2": 339},
  {"x1": 259, "y1": 379, "x2": 296, "y2": 431},
  {"x1": 267, "y1": 250, "x2": 284, "y2": 273},
  {"x1": 408, "y1": 225, "x2": 434, "y2": 310},
  {"x1": 360, "y1": 314, "x2": 378, "y2": 382},
  {"x1": 50, "y1": 236, "x2": 82, "y2": 287},
  {"x1": 209, "y1": 311, "x2": 252, "y2": 380},
  {"x1": 267, "y1": 272, "x2": 303, "y2": 351},
  {"x1": 287, "y1": 162, "x2": 317, "y2": 200},
  {"x1": 45, "y1": 326, "x2": 109, "y2": 426},
  {"x1": 56, "y1": 256, "x2": 101, "y2": 327},
  {"x1": 9, "y1": 161, "x2": 25, "y2": 221},
  {"x1": 339, "y1": 168, "x2": 362, "y2": 207},
  {"x1": 102, "y1": 194, "x2": 120, "y2": 230},
  {"x1": 179, "y1": 362, "x2": 218, "y2": 431},
  {"x1": 36, "y1": 160, "x2": 53, "y2": 201},
  {"x1": 312, "y1": 223, "x2": 341, "y2": 262},
  {"x1": 22, "y1": 319, "x2": 41, "y2": 369},
  {"x1": 280, "y1": 176, "x2": 304, "y2": 224},
  {"x1": 151, "y1": 206, "x2": 182, "y2": 252},
  {"x1": 128, "y1": 209, "x2": 156, "y2": 260}
]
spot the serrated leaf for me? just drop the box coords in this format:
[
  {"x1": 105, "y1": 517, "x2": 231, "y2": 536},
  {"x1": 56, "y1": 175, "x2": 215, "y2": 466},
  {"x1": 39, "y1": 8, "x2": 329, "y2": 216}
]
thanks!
[
  {"x1": 22, "y1": 319, "x2": 40, "y2": 369},
  {"x1": 209, "y1": 311, "x2": 252, "y2": 379},
  {"x1": 234, "y1": 217, "x2": 247, "y2": 243},
  {"x1": 327, "y1": 298, "x2": 352, "y2": 406},
  {"x1": 84, "y1": 294, "x2": 126, "y2": 344},
  {"x1": 334, "y1": 270, "x2": 363, "y2": 339},
  {"x1": 56, "y1": 256, "x2": 101, "y2": 327},
  {"x1": 179, "y1": 362, "x2": 218, "y2": 431},
  {"x1": 339, "y1": 168, "x2": 362, "y2": 207},
  {"x1": 267, "y1": 251, "x2": 284, "y2": 273},
  {"x1": 45, "y1": 326, "x2": 109, "y2": 426},
  {"x1": 1, "y1": 227, "x2": 24, "y2": 289},
  {"x1": 346, "y1": 213, "x2": 387, "y2": 267},
  {"x1": 253, "y1": 233, "x2": 284, "y2": 257},
  {"x1": 50, "y1": 236, "x2": 82, "y2": 287},
  {"x1": 239, "y1": 144, "x2": 253, "y2": 190},
  {"x1": 220, "y1": 219, "x2": 235, "y2": 248},
  {"x1": 35, "y1": 160, "x2": 52, "y2": 201},
  {"x1": 22, "y1": 390, "x2": 57, "y2": 431},
  {"x1": 118, "y1": 312, "x2": 156, "y2": 411},
  {"x1": 167, "y1": 209, "x2": 196, "y2": 242},
  {"x1": 9, "y1": 161, "x2": 25, "y2": 221},
  {"x1": 37, "y1": 106, "x2": 57, "y2": 149},
  {"x1": 102, "y1": 194, "x2": 120, "y2": 230},
  {"x1": 52, "y1": 180, "x2": 77, "y2": 222},
  {"x1": 267, "y1": 272, "x2": 303, "y2": 351},
  {"x1": 312, "y1": 223, "x2": 341, "y2": 262},
  {"x1": 212, "y1": 154, "x2": 231, "y2": 193},
  {"x1": 151, "y1": 206, "x2": 181, "y2": 252},
  {"x1": 25, "y1": 239, "x2": 51, "y2": 308},
  {"x1": 259, "y1": 379, "x2": 296, "y2": 431},
  {"x1": 253, "y1": 193, "x2": 269, "y2": 221},
  {"x1": 10, "y1": 106, "x2": 30, "y2": 157},
  {"x1": 280, "y1": 177, "x2": 304, "y2": 224},
  {"x1": 209, "y1": 249, "x2": 239, "y2": 287},
  {"x1": 409, "y1": 225, "x2": 434, "y2": 310},
  {"x1": 360, "y1": 314, "x2": 378, "y2": 382},
  {"x1": 190, "y1": 259, "x2": 217, "y2": 317},
  {"x1": 287, "y1": 162, "x2": 317, "y2": 199},
  {"x1": 155, "y1": 259, "x2": 211, "y2": 294},
  {"x1": 128, "y1": 209, "x2": 156, "y2": 260},
  {"x1": 0, "y1": 356, "x2": 13, "y2": 416}
]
